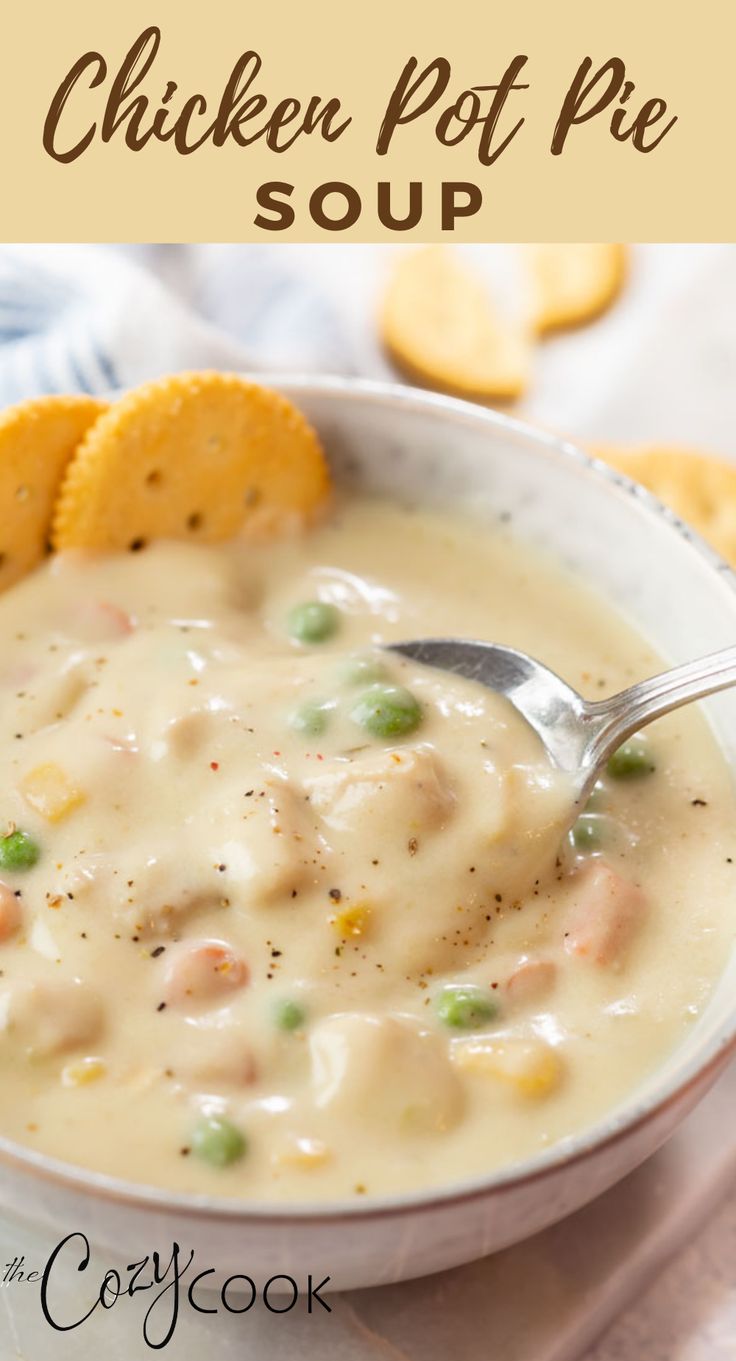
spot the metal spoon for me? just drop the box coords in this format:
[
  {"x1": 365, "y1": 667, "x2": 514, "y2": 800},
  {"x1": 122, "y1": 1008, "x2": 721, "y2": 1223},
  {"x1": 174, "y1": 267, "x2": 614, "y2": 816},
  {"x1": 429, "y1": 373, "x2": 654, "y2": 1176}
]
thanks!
[{"x1": 389, "y1": 639, "x2": 736, "y2": 808}]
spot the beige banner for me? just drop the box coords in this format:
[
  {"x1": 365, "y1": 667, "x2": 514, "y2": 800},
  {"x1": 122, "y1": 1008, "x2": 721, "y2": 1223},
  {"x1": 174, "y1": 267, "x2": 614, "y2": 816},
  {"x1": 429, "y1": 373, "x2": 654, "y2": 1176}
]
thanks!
[{"x1": 1, "y1": 0, "x2": 733, "y2": 241}]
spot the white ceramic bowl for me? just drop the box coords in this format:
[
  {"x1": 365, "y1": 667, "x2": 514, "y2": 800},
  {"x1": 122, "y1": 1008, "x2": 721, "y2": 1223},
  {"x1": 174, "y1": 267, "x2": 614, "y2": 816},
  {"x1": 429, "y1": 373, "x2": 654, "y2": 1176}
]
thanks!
[{"x1": 1, "y1": 376, "x2": 735, "y2": 1292}]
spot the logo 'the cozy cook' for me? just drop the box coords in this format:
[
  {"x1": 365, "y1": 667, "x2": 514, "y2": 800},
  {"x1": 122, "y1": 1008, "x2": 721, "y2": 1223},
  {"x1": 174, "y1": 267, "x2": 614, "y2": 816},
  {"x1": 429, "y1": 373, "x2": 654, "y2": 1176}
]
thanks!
[{"x1": 42, "y1": 26, "x2": 677, "y2": 232}]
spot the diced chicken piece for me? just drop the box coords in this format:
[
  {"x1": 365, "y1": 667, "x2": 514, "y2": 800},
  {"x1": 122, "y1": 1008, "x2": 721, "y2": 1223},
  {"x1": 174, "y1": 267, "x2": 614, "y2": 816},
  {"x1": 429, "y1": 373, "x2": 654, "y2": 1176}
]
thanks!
[
  {"x1": 61, "y1": 846, "x2": 236, "y2": 937},
  {"x1": 452, "y1": 1035, "x2": 564, "y2": 1098},
  {"x1": 305, "y1": 745, "x2": 455, "y2": 837},
  {"x1": 4, "y1": 979, "x2": 103, "y2": 1058},
  {"x1": 310, "y1": 1013, "x2": 463, "y2": 1134},
  {"x1": 14, "y1": 659, "x2": 92, "y2": 732},
  {"x1": 506, "y1": 958, "x2": 557, "y2": 1008},
  {"x1": 162, "y1": 709, "x2": 219, "y2": 759},
  {"x1": 564, "y1": 860, "x2": 646, "y2": 967},
  {"x1": 163, "y1": 940, "x2": 248, "y2": 1010},
  {"x1": 168, "y1": 1024, "x2": 257, "y2": 1090},
  {"x1": 224, "y1": 776, "x2": 321, "y2": 907},
  {"x1": 0, "y1": 881, "x2": 21, "y2": 942}
]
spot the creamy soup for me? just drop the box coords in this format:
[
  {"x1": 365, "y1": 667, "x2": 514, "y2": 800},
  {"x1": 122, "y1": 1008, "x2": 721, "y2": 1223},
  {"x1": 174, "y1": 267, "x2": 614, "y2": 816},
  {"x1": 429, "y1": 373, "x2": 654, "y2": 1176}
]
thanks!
[{"x1": 0, "y1": 498, "x2": 733, "y2": 1201}]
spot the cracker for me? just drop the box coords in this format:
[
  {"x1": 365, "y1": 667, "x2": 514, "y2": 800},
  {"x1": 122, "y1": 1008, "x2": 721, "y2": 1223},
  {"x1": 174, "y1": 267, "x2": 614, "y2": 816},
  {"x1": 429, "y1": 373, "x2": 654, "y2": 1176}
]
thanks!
[
  {"x1": 593, "y1": 443, "x2": 736, "y2": 566},
  {"x1": 528, "y1": 244, "x2": 627, "y2": 334},
  {"x1": 0, "y1": 395, "x2": 107, "y2": 591},
  {"x1": 51, "y1": 372, "x2": 331, "y2": 552},
  {"x1": 381, "y1": 247, "x2": 531, "y2": 402}
]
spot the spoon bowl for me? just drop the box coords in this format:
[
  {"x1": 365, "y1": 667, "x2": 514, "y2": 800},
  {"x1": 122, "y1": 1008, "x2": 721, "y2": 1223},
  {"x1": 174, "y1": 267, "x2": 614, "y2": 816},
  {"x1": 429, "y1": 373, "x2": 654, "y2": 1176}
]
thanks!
[{"x1": 390, "y1": 638, "x2": 736, "y2": 811}]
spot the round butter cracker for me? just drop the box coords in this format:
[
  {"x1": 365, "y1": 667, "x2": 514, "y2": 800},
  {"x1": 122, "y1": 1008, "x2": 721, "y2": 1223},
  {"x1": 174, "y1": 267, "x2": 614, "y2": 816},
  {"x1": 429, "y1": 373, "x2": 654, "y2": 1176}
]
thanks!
[
  {"x1": 0, "y1": 394, "x2": 107, "y2": 592},
  {"x1": 594, "y1": 442, "x2": 736, "y2": 567},
  {"x1": 52, "y1": 372, "x2": 331, "y2": 553},
  {"x1": 381, "y1": 246, "x2": 531, "y2": 403},
  {"x1": 528, "y1": 244, "x2": 627, "y2": 334}
]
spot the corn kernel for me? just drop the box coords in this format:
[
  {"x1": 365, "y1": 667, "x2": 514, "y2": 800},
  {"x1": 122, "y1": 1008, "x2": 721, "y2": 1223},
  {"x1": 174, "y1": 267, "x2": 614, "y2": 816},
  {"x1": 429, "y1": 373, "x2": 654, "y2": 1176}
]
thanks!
[
  {"x1": 452, "y1": 1037, "x2": 563, "y2": 1098},
  {"x1": 62, "y1": 1057, "x2": 106, "y2": 1088},
  {"x1": 331, "y1": 903, "x2": 372, "y2": 938},
  {"x1": 21, "y1": 764, "x2": 85, "y2": 823},
  {"x1": 272, "y1": 1135, "x2": 331, "y2": 1169}
]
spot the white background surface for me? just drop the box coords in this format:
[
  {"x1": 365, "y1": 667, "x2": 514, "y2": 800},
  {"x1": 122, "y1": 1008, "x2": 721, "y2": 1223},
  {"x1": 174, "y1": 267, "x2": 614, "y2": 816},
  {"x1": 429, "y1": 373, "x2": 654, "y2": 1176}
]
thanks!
[{"x1": 0, "y1": 242, "x2": 735, "y2": 1358}]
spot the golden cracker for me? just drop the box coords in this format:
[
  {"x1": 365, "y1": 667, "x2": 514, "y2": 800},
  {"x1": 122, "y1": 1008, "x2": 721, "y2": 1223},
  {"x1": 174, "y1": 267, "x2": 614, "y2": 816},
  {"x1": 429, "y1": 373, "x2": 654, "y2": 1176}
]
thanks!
[
  {"x1": 0, "y1": 395, "x2": 107, "y2": 591},
  {"x1": 381, "y1": 247, "x2": 531, "y2": 402},
  {"x1": 594, "y1": 442, "x2": 736, "y2": 567},
  {"x1": 52, "y1": 372, "x2": 331, "y2": 553},
  {"x1": 528, "y1": 244, "x2": 627, "y2": 334}
]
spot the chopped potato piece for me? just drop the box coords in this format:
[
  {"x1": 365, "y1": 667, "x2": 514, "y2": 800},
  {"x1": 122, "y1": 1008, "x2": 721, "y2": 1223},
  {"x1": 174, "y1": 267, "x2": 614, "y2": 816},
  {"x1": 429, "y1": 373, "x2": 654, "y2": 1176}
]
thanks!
[
  {"x1": 310, "y1": 1013, "x2": 463, "y2": 1133},
  {"x1": 7, "y1": 979, "x2": 103, "y2": 1058}
]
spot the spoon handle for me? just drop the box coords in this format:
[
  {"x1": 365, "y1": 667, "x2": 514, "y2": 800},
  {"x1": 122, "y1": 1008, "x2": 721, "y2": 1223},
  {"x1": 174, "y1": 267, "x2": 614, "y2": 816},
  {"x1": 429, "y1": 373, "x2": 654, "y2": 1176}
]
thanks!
[{"x1": 584, "y1": 645, "x2": 736, "y2": 769}]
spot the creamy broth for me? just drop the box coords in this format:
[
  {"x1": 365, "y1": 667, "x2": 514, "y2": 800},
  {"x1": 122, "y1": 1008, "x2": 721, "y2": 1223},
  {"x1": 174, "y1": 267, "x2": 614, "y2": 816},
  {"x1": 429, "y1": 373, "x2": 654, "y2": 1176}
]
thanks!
[{"x1": 0, "y1": 498, "x2": 733, "y2": 1201}]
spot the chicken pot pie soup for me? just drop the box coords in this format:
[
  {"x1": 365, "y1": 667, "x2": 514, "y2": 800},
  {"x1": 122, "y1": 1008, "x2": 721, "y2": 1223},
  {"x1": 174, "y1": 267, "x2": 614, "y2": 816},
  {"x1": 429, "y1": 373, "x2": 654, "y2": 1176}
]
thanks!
[{"x1": 0, "y1": 498, "x2": 734, "y2": 1202}]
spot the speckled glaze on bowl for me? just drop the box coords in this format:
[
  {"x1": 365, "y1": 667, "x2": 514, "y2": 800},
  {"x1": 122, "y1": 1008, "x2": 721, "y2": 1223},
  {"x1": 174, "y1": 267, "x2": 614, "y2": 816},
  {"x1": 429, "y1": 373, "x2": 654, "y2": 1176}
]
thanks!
[{"x1": 1, "y1": 376, "x2": 735, "y2": 1292}]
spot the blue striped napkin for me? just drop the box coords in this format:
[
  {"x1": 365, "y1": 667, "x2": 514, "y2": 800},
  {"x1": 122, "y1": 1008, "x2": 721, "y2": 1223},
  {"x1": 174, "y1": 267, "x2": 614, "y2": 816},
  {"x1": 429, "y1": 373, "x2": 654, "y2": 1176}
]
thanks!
[{"x1": 0, "y1": 244, "x2": 352, "y2": 404}]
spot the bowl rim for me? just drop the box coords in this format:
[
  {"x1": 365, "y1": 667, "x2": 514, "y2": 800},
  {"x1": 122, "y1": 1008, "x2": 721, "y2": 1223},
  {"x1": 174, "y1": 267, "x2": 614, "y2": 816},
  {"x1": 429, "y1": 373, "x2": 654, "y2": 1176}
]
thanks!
[{"x1": 1, "y1": 371, "x2": 735, "y2": 1226}]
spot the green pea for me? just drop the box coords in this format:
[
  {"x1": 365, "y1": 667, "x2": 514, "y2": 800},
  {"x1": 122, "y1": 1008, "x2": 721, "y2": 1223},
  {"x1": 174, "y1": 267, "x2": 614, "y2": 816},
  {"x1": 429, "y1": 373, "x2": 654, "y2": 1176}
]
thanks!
[
  {"x1": 287, "y1": 601, "x2": 340, "y2": 645},
  {"x1": 191, "y1": 1115, "x2": 247, "y2": 1169},
  {"x1": 607, "y1": 737, "x2": 655, "y2": 780},
  {"x1": 289, "y1": 699, "x2": 332, "y2": 737},
  {"x1": 571, "y1": 813, "x2": 606, "y2": 852},
  {"x1": 0, "y1": 830, "x2": 40, "y2": 872},
  {"x1": 337, "y1": 653, "x2": 389, "y2": 687},
  {"x1": 435, "y1": 985, "x2": 499, "y2": 1030},
  {"x1": 273, "y1": 998, "x2": 306, "y2": 1031},
  {"x1": 350, "y1": 684, "x2": 422, "y2": 739}
]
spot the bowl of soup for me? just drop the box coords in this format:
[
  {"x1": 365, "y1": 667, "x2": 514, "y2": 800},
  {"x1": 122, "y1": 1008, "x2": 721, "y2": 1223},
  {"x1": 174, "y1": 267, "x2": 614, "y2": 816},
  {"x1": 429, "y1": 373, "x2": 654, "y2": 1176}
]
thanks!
[{"x1": 0, "y1": 375, "x2": 734, "y2": 1292}]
